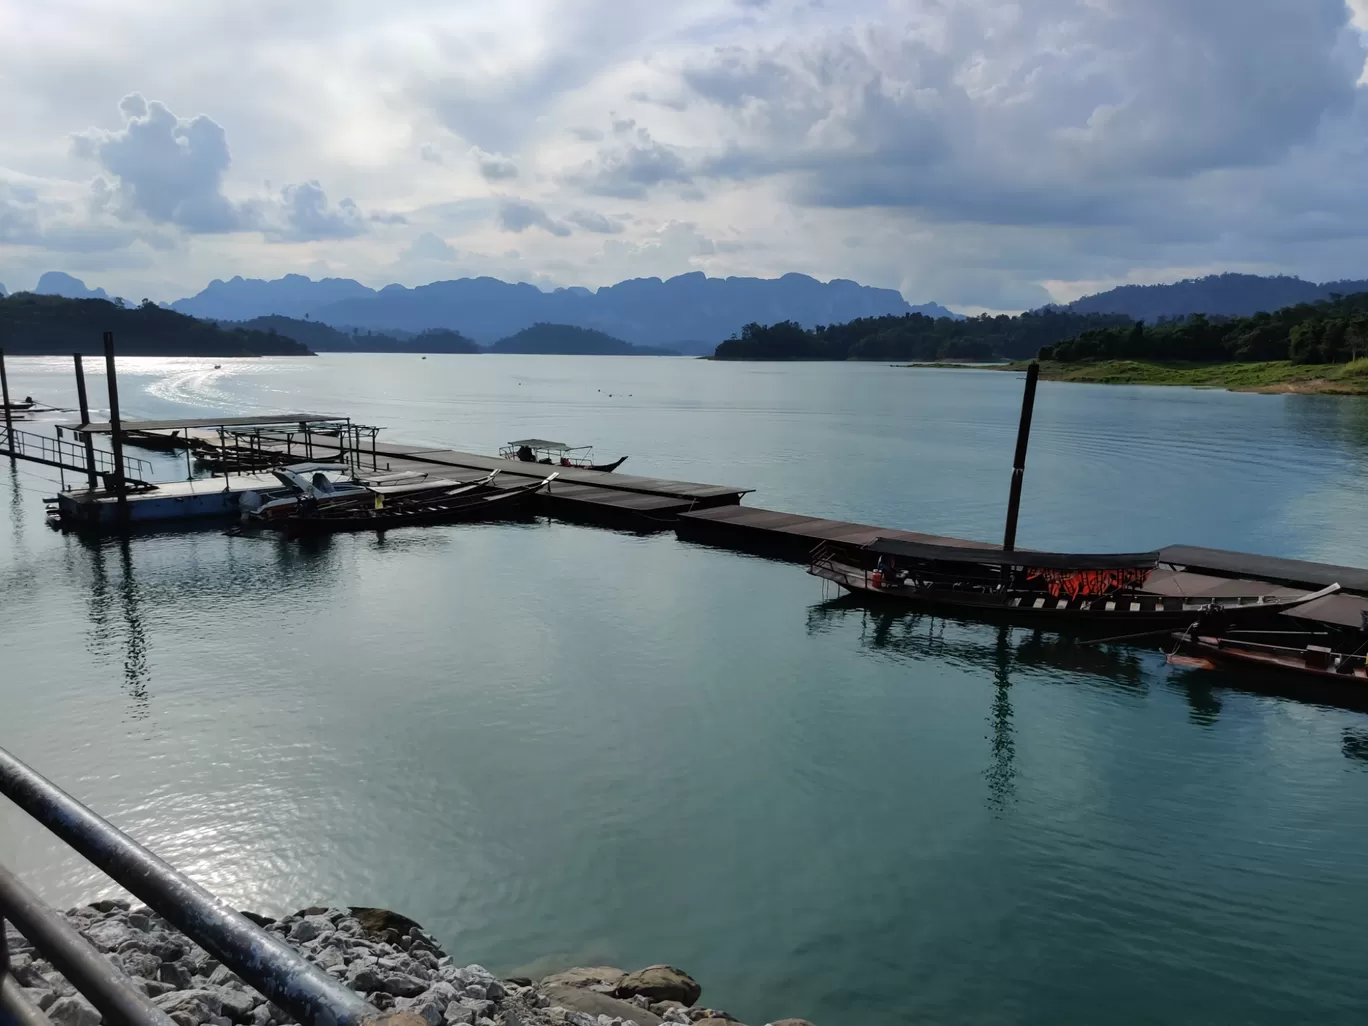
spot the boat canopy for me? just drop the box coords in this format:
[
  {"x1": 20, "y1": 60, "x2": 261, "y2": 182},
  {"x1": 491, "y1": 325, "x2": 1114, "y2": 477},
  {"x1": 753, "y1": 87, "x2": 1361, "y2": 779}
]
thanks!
[
  {"x1": 865, "y1": 537, "x2": 1161, "y2": 571},
  {"x1": 506, "y1": 439, "x2": 589, "y2": 452}
]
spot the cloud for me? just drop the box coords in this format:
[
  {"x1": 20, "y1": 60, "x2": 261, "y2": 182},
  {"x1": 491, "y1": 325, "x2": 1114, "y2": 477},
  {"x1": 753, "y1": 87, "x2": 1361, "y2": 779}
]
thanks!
[
  {"x1": 73, "y1": 92, "x2": 242, "y2": 232},
  {"x1": 419, "y1": 143, "x2": 444, "y2": 165},
  {"x1": 496, "y1": 198, "x2": 571, "y2": 237},
  {"x1": 262, "y1": 181, "x2": 365, "y2": 242},
  {"x1": 472, "y1": 147, "x2": 519, "y2": 181},
  {"x1": 566, "y1": 209, "x2": 624, "y2": 234},
  {"x1": 72, "y1": 93, "x2": 370, "y2": 242},
  {"x1": 563, "y1": 127, "x2": 694, "y2": 198},
  {"x1": 401, "y1": 231, "x2": 460, "y2": 261}
]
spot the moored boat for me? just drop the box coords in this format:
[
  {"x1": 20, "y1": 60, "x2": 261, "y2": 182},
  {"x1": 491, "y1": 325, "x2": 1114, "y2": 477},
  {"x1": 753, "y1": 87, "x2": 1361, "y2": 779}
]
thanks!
[
  {"x1": 281, "y1": 473, "x2": 554, "y2": 534},
  {"x1": 808, "y1": 538, "x2": 1339, "y2": 628},
  {"x1": 243, "y1": 464, "x2": 495, "y2": 522},
  {"x1": 499, "y1": 439, "x2": 627, "y2": 472}
]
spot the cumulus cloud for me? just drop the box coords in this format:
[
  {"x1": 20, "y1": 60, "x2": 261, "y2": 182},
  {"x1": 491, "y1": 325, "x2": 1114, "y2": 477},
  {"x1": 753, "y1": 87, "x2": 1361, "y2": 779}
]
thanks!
[
  {"x1": 401, "y1": 231, "x2": 460, "y2": 261},
  {"x1": 566, "y1": 209, "x2": 624, "y2": 233},
  {"x1": 72, "y1": 93, "x2": 370, "y2": 242},
  {"x1": 564, "y1": 126, "x2": 694, "y2": 198},
  {"x1": 73, "y1": 93, "x2": 242, "y2": 232},
  {"x1": 496, "y1": 198, "x2": 571, "y2": 236},
  {"x1": 472, "y1": 147, "x2": 519, "y2": 181}
]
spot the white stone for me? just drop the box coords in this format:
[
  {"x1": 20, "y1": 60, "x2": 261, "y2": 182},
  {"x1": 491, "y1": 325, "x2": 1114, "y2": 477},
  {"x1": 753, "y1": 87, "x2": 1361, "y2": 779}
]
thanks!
[{"x1": 47, "y1": 994, "x2": 102, "y2": 1026}]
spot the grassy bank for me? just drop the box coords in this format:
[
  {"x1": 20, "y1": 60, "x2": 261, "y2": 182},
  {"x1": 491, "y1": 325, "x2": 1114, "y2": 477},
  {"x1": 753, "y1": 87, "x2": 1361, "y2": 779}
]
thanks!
[{"x1": 995, "y1": 359, "x2": 1368, "y2": 395}]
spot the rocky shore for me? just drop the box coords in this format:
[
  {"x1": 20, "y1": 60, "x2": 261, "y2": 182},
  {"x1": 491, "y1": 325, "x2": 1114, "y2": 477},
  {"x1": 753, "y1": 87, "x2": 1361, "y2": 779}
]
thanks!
[{"x1": 3, "y1": 902, "x2": 813, "y2": 1026}]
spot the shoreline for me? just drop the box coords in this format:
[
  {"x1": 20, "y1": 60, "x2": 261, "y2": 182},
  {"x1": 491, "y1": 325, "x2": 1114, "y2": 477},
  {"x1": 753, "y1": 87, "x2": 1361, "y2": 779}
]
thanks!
[
  {"x1": 5, "y1": 900, "x2": 813, "y2": 1026},
  {"x1": 901, "y1": 359, "x2": 1368, "y2": 395}
]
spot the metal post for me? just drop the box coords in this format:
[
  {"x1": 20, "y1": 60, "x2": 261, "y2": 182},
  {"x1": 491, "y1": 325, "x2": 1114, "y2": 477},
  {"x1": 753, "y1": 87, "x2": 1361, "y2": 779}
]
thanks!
[
  {"x1": 370, "y1": 428, "x2": 377, "y2": 471},
  {"x1": 74, "y1": 354, "x2": 100, "y2": 490},
  {"x1": 0, "y1": 748, "x2": 375, "y2": 1026},
  {"x1": 103, "y1": 333, "x2": 128, "y2": 519},
  {"x1": 1002, "y1": 361, "x2": 1039, "y2": 552},
  {"x1": 0, "y1": 349, "x2": 13, "y2": 454},
  {"x1": 218, "y1": 427, "x2": 227, "y2": 489}
]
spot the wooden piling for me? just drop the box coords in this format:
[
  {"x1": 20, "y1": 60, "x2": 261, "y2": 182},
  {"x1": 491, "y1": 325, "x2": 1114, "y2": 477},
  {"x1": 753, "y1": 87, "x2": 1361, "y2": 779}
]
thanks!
[
  {"x1": 73, "y1": 354, "x2": 99, "y2": 489},
  {"x1": 103, "y1": 332, "x2": 128, "y2": 520},
  {"x1": 1002, "y1": 360, "x2": 1039, "y2": 552}
]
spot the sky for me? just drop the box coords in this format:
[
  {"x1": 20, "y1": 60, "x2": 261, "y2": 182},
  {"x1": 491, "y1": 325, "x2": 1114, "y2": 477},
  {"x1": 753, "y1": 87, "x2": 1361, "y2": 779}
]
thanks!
[{"x1": 3, "y1": 0, "x2": 1368, "y2": 312}]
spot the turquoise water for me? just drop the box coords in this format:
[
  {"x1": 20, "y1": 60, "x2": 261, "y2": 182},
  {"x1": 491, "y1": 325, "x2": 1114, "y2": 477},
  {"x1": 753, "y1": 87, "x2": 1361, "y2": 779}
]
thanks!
[{"x1": 3, "y1": 355, "x2": 1368, "y2": 1025}]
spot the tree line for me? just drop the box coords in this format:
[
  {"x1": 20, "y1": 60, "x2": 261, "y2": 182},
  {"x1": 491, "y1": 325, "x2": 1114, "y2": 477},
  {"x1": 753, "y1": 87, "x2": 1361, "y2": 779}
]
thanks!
[
  {"x1": 713, "y1": 310, "x2": 1133, "y2": 362},
  {"x1": 1039, "y1": 292, "x2": 1368, "y2": 364}
]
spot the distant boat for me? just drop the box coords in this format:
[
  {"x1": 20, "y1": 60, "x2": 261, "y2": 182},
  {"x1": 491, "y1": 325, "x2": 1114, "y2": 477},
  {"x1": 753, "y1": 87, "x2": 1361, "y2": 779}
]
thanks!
[{"x1": 213, "y1": 364, "x2": 222, "y2": 369}]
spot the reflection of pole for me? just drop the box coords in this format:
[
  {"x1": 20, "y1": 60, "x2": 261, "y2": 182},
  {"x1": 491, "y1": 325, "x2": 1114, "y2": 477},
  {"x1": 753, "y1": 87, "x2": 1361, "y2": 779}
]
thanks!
[
  {"x1": 103, "y1": 332, "x2": 128, "y2": 521},
  {"x1": 1002, "y1": 360, "x2": 1039, "y2": 552},
  {"x1": 73, "y1": 354, "x2": 99, "y2": 489},
  {"x1": 986, "y1": 625, "x2": 1017, "y2": 812},
  {"x1": 0, "y1": 347, "x2": 13, "y2": 452}
]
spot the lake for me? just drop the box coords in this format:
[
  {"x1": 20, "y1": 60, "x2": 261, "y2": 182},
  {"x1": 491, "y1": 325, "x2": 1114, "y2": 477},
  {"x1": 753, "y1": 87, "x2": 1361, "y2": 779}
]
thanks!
[{"x1": 3, "y1": 355, "x2": 1368, "y2": 1025}]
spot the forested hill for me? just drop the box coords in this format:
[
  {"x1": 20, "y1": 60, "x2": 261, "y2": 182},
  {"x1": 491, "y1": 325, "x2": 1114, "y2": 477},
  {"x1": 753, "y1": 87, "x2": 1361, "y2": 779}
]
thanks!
[
  {"x1": 713, "y1": 310, "x2": 1131, "y2": 361},
  {"x1": 0, "y1": 293, "x2": 310, "y2": 357},
  {"x1": 1041, "y1": 291, "x2": 1368, "y2": 365},
  {"x1": 228, "y1": 315, "x2": 480, "y2": 353},
  {"x1": 489, "y1": 323, "x2": 678, "y2": 355},
  {"x1": 1064, "y1": 273, "x2": 1368, "y2": 320}
]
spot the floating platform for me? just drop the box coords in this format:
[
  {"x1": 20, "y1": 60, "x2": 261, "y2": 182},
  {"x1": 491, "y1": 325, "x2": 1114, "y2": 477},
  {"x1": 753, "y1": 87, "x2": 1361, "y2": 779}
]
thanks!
[{"x1": 54, "y1": 473, "x2": 285, "y2": 526}]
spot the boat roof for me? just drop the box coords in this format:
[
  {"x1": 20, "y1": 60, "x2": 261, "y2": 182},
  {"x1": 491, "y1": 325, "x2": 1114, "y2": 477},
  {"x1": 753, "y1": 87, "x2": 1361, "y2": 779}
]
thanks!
[
  {"x1": 507, "y1": 439, "x2": 588, "y2": 452},
  {"x1": 61, "y1": 413, "x2": 346, "y2": 433},
  {"x1": 866, "y1": 537, "x2": 1160, "y2": 571}
]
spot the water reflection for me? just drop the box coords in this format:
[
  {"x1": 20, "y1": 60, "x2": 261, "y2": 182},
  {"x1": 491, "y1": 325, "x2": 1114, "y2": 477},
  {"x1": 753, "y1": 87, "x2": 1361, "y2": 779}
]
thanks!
[
  {"x1": 83, "y1": 536, "x2": 150, "y2": 718},
  {"x1": 1342, "y1": 728, "x2": 1368, "y2": 764}
]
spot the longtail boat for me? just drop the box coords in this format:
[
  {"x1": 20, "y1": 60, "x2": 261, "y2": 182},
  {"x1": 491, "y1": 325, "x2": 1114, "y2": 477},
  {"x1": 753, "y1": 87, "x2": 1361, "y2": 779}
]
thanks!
[
  {"x1": 499, "y1": 439, "x2": 627, "y2": 473},
  {"x1": 281, "y1": 474, "x2": 553, "y2": 534},
  {"x1": 808, "y1": 538, "x2": 1339, "y2": 628}
]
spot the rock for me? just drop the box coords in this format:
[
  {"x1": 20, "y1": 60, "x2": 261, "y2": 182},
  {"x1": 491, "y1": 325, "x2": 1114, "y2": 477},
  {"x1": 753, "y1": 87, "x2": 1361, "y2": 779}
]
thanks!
[
  {"x1": 313, "y1": 947, "x2": 346, "y2": 970},
  {"x1": 345, "y1": 965, "x2": 385, "y2": 992},
  {"x1": 542, "y1": 984, "x2": 663, "y2": 1026},
  {"x1": 26, "y1": 986, "x2": 58, "y2": 1011},
  {"x1": 239, "y1": 911, "x2": 276, "y2": 928},
  {"x1": 442, "y1": 1008, "x2": 474, "y2": 1026},
  {"x1": 764, "y1": 1021, "x2": 815, "y2": 1026},
  {"x1": 505, "y1": 977, "x2": 533, "y2": 988},
  {"x1": 288, "y1": 918, "x2": 329, "y2": 943},
  {"x1": 382, "y1": 974, "x2": 430, "y2": 998},
  {"x1": 696, "y1": 1020, "x2": 743, "y2": 1026},
  {"x1": 160, "y1": 961, "x2": 195, "y2": 989},
  {"x1": 349, "y1": 909, "x2": 423, "y2": 938},
  {"x1": 540, "y1": 967, "x2": 628, "y2": 993},
  {"x1": 616, "y1": 967, "x2": 700, "y2": 1008},
  {"x1": 120, "y1": 951, "x2": 163, "y2": 979},
  {"x1": 133, "y1": 977, "x2": 179, "y2": 998},
  {"x1": 127, "y1": 914, "x2": 152, "y2": 932},
  {"x1": 392, "y1": 995, "x2": 444, "y2": 1026},
  {"x1": 154, "y1": 988, "x2": 224, "y2": 1023},
  {"x1": 250, "y1": 1005, "x2": 274, "y2": 1026},
  {"x1": 207, "y1": 965, "x2": 242, "y2": 988},
  {"x1": 81, "y1": 920, "x2": 142, "y2": 953},
  {"x1": 215, "y1": 987, "x2": 261, "y2": 1023},
  {"x1": 89, "y1": 899, "x2": 130, "y2": 914},
  {"x1": 47, "y1": 994, "x2": 102, "y2": 1026}
]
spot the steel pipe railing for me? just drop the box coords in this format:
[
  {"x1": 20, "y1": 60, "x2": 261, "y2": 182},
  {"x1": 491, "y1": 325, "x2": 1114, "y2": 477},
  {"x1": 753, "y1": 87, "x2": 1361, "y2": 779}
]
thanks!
[
  {"x1": 0, "y1": 747, "x2": 375, "y2": 1026},
  {"x1": 0, "y1": 865, "x2": 175, "y2": 1026}
]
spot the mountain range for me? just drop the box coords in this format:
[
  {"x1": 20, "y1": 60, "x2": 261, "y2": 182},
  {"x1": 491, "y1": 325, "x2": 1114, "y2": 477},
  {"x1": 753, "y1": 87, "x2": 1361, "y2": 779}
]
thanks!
[
  {"x1": 169, "y1": 272, "x2": 955, "y2": 354},
  {"x1": 1060, "y1": 273, "x2": 1368, "y2": 321}
]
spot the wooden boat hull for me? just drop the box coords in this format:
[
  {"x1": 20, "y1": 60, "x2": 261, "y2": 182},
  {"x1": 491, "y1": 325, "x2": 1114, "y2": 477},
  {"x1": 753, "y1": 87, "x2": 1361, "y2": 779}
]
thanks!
[
  {"x1": 1172, "y1": 635, "x2": 1368, "y2": 682},
  {"x1": 282, "y1": 480, "x2": 547, "y2": 534},
  {"x1": 809, "y1": 560, "x2": 1323, "y2": 629}
]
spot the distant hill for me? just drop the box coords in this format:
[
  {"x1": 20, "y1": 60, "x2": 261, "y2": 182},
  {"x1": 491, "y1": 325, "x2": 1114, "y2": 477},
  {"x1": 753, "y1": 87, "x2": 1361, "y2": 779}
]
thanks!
[
  {"x1": 0, "y1": 283, "x2": 6, "y2": 298},
  {"x1": 171, "y1": 271, "x2": 952, "y2": 347},
  {"x1": 1064, "y1": 273, "x2": 1368, "y2": 321},
  {"x1": 0, "y1": 293, "x2": 311, "y2": 357},
  {"x1": 35, "y1": 271, "x2": 113, "y2": 301},
  {"x1": 228, "y1": 314, "x2": 479, "y2": 354},
  {"x1": 489, "y1": 323, "x2": 677, "y2": 355}
]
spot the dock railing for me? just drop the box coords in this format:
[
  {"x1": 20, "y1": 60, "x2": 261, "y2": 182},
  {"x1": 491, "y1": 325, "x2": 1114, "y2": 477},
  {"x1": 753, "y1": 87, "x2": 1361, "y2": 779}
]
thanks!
[
  {"x1": 0, "y1": 428, "x2": 152, "y2": 487},
  {"x1": 0, "y1": 747, "x2": 378, "y2": 1026}
]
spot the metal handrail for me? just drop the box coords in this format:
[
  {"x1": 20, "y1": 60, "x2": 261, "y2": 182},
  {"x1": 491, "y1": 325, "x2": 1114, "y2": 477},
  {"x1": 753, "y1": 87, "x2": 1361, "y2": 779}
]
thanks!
[
  {"x1": 0, "y1": 747, "x2": 376, "y2": 1026},
  {"x1": 0, "y1": 427, "x2": 152, "y2": 483},
  {"x1": 0, "y1": 863, "x2": 176, "y2": 1026}
]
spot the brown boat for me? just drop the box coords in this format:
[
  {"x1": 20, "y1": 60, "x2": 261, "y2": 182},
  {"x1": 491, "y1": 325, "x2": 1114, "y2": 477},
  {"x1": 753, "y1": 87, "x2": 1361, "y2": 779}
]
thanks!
[
  {"x1": 1169, "y1": 630, "x2": 1368, "y2": 681},
  {"x1": 809, "y1": 538, "x2": 1340, "y2": 629}
]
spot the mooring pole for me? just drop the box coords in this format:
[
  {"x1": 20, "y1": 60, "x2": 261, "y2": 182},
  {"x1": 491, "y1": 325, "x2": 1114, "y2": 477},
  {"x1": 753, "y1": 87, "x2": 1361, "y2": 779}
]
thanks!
[
  {"x1": 73, "y1": 354, "x2": 100, "y2": 489},
  {"x1": 103, "y1": 332, "x2": 128, "y2": 520},
  {"x1": 1002, "y1": 360, "x2": 1039, "y2": 552},
  {"x1": 0, "y1": 348, "x2": 13, "y2": 453}
]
